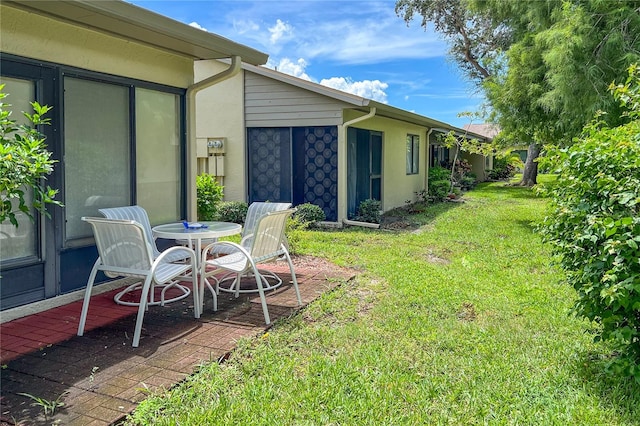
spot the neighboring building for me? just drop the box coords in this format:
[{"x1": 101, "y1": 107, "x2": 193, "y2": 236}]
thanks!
[
  {"x1": 0, "y1": 1, "x2": 267, "y2": 311},
  {"x1": 461, "y1": 123, "x2": 498, "y2": 179},
  {"x1": 195, "y1": 60, "x2": 490, "y2": 224}
]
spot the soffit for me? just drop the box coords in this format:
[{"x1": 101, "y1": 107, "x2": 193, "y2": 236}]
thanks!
[{"x1": 4, "y1": 0, "x2": 268, "y2": 65}]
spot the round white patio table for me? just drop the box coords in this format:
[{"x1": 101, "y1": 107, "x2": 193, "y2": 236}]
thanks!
[
  {"x1": 152, "y1": 221, "x2": 242, "y2": 254},
  {"x1": 152, "y1": 221, "x2": 242, "y2": 316}
]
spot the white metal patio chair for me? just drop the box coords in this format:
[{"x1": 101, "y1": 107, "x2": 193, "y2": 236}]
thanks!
[
  {"x1": 209, "y1": 202, "x2": 291, "y2": 257},
  {"x1": 202, "y1": 202, "x2": 291, "y2": 304},
  {"x1": 99, "y1": 205, "x2": 194, "y2": 306},
  {"x1": 200, "y1": 209, "x2": 302, "y2": 325},
  {"x1": 78, "y1": 217, "x2": 199, "y2": 347}
]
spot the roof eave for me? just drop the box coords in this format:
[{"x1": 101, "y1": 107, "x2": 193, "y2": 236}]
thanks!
[{"x1": 5, "y1": 0, "x2": 269, "y2": 65}]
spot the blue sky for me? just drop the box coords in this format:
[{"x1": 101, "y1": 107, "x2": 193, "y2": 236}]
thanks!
[{"x1": 129, "y1": 0, "x2": 484, "y2": 128}]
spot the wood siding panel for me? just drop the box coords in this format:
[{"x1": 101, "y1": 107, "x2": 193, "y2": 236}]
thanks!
[{"x1": 245, "y1": 72, "x2": 348, "y2": 127}]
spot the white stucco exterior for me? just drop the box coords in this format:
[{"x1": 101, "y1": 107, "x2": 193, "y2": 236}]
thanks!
[
  {"x1": 1, "y1": 5, "x2": 194, "y2": 88},
  {"x1": 194, "y1": 60, "x2": 247, "y2": 201}
]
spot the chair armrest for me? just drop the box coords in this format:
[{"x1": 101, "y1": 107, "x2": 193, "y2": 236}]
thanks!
[
  {"x1": 201, "y1": 241, "x2": 251, "y2": 265},
  {"x1": 155, "y1": 245, "x2": 196, "y2": 266}
]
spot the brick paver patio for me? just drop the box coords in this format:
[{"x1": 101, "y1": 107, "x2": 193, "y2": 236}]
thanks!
[{"x1": 0, "y1": 256, "x2": 354, "y2": 425}]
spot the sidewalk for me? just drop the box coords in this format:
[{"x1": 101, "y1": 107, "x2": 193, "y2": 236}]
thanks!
[{"x1": 0, "y1": 256, "x2": 354, "y2": 425}]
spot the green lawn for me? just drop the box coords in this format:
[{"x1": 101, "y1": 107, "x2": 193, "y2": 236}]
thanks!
[{"x1": 127, "y1": 178, "x2": 640, "y2": 425}]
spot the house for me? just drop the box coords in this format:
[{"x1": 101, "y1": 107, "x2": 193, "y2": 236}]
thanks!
[
  {"x1": 0, "y1": 0, "x2": 267, "y2": 312},
  {"x1": 427, "y1": 123, "x2": 497, "y2": 181},
  {"x1": 194, "y1": 60, "x2": 491, "y2": 224}
]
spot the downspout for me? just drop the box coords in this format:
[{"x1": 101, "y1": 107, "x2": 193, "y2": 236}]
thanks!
[
  {"x1": 425, "y1": 127, "x2": 434, "y2": 194},
  {"x1": 338, "y1": 107, "x2": 377, "y2": 227},
  {"x1": 185, "y1": 55, "x2": 242, "y2": 220}
]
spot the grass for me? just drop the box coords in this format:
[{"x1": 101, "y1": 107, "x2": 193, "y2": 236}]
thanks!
[{"x1": 127, "y1": 178, "x2": 640, "y2": 425}]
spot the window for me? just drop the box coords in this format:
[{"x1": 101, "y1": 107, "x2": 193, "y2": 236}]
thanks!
[
  {"x1": 136, "y1": 88, "x2": 181, "y2": 224},
  {"x1": 406, "y1": 134, "x2": 419, "y2": 174},
  {"x1": 63, "y1": 76, "x2": 185, "y2": 244},
  {"x1": 64, "y1": 77, "x2": 131, "y2": 241}
]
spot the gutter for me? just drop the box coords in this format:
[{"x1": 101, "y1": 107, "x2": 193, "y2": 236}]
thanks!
[
  {"x1": 425, "y1": 127, "x2": 434, "y2": 193},
  {"x1": 185, "y1": 55, "x2": 242, "y2": 220},
  {"x1": 344, "y1": 106, "x2": 377, "y2": 129},
  {"x1": 339, "y1": 107, "x2": 378, "y2": 228}
]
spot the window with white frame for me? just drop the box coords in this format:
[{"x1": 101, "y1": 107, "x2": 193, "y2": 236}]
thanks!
[{"x1": 406, "y1": 134, "x2": 419, "y2": 175}]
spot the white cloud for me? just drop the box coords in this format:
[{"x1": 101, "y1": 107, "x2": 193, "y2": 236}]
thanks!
[
  {"x1": 268, "y1": 19, "x2": 293, "y2": 44},
  {"x1": 265, "y1": 57, "x2": 389, "y2": 103},
  {"x1": 189, "y1": 21, "x2": 207, "y2": 32},
  {"x1": 232, "y1": 19, "x2": 260, "y2": 35},
  {"x1": 266, "y1": 58, "x2": 313, "y2": 81},
  {"x1": 320, "y1": 77, "x2": 389, "y2": 103}
]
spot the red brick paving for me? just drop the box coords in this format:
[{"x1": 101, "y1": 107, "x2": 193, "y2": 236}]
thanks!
[{"x1": 0, "y1": 256, "x2": 354, "y2": 425}]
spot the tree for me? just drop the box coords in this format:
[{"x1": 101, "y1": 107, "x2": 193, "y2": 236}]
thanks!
[
  {"x1": 395, "y1": 0, "x2": 510, "y2": 83},
  {"x1": 0, "y1": 85, "x2": 61, "y2": 226},
  {"x1": 396, "y1": 0, "x2": 640, "y2": 186}
]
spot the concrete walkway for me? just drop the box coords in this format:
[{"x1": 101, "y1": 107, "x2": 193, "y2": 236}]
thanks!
[{"x1": 0, "y1": 257, "x2": 354, "y2": 425}]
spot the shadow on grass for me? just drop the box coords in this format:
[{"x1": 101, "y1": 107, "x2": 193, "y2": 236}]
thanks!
[{"x1": 576, "y1": 350, "x2": 640, "y2": 422}]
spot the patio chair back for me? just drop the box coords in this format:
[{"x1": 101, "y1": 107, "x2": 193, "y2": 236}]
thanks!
[
  {"x1": 99, "y1": 205, "x2": 159, "y2": 257},
  {"x1": 249, "y1": 208, "x2": 294, "y2": 260},
  {"x1": 244, "y1": 202, "x2": 291, "y2": 239},
  {"x1": 84, "y1": 217, "x2": 154, "y2": 277}
]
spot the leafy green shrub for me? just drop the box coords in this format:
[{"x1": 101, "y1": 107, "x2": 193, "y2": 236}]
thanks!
[
  {"x1": 428, "y1": 166, "x2": 450, "y2": 182},
  {"x1": 428, "y1": 166, "x2": 453, "y2": 201},
  {"x1": 0, "y1": 85, "x2": 62, "y2": 225},
  {"x1": 537, "y1": 65, "x2": 640, "y2": 381},
  {"x1": 487, "y1": 156, "x2": 516, "y2": 180},
  {"x1": 460, "y1": 175, "x2": 477, "y2": 190},
  {"x1": 293, "y1": 203, "x2": 326, "y2": 229},
  {"x1": 356, "y1": 199, "x2": 381, "y2": 224},
  {"x1": 429, "y1": 180, "x2": 451, "y2": 202},
  {"x1": 196, "y1": 174, "x2": 223, "y2": 221},
  {"x1": 214, "y1": 201, "x2": 248, "y2": 224}
]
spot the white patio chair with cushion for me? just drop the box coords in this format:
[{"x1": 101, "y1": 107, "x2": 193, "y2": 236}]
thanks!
[
  {"x1": 200, "y1": 209, "x2": 301, "y2": 325},
  {"x1": 78, "y1": 217, "x2": 199, "y2": 347},
  {"x1": 99, "y1": 205, "x2": 194, "y2": 306}
]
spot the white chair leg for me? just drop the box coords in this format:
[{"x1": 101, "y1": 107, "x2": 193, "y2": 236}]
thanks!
[
  {"x1": 191, "y1": 270, "x2": 200, "y2": 319},
  {"x1": 284, "y1": 250, "x2": 302, "y2": 305},
  {"x1": 253, "y1": 267, "x2": 271, "y2": 325},
  {"x1": 132, "y1": 275, "x2": 153, "y2": 347},
  {"x1": 234, "y1": 273, "x2": 242, "y2": 298},
  {"x1": 77, "y1": 260, "x2": 100, "y2": 336}
]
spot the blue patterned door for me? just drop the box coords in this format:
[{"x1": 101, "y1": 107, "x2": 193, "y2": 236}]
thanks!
[{"x1": 247, "y1": 126, "x2": 338, "y2": 222}]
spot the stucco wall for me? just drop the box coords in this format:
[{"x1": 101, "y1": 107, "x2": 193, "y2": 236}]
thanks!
[
  {"x1": 0, "y1": 5, "x2": 193, "y2": 88},
  {"x1": 343, "y1": 111, "x2": 428, "y2": 213},
  {"x1": 195, "y1": 60, "x2": 247, "y2": 202},
  {"x1": 461, "y1": 151, "x2": 488, "y2": 181}
]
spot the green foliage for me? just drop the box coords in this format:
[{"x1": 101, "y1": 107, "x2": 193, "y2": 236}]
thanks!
[
  {"x1": 0, "y1": 85, "x2": 61, "y2": 226},
  {"x1": 488, "y1": 156, "x2": 517, "y2": 180},
  {"x1": 214, "y1": 201, "x2": 248, "y2": 224},
  {"x1": 459, "y1": 175, "x2": 477, "y2": 190},
  {"x1": 429, "y1": 180, "x2": 451, "y2": 201},
  {"x1": 196, "y1": 174, "x2": 223, "y2": 221},
  {"x1": 428, "y1": 165, "x2": 450, "y2": 182},
  {"x1": 537, "y1": 65, "x2": 640, "y2": 381},
  {"x1": 356, "y1": 199, "x2": 381, "y2": 224},
  {"x1": 292, "y1": 203, "x2": 326, "y2": 229}
]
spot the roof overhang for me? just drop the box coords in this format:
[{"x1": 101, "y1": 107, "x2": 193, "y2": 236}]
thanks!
[
  {"x1": 239, "y1": 61, "x2": 489, "y2": 140},
  {"x1": 4, "y1": 0, "x2": 268, "y2": 65}
]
